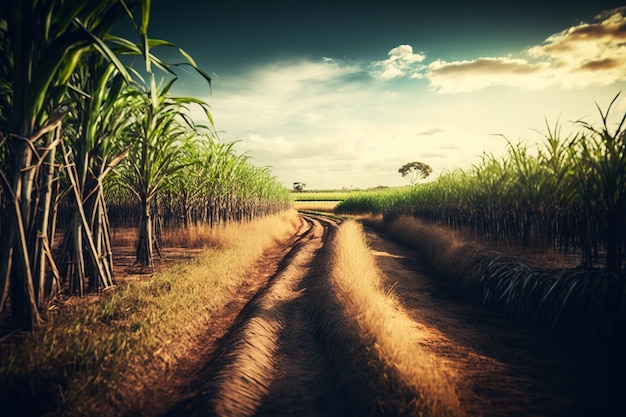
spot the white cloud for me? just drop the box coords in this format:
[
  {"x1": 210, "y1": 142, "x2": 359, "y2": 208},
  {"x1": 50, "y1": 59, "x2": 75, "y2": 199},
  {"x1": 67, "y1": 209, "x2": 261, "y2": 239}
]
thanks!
[
  {"x1": 526, "y1": 8, "x2": 626, "y2": 87},
  {"x1": 206, "y1": 57, "x2": 362, "y2": 133},
  {"x1": 192, "y1": 9, "x2": 626, "y2": 189},
  {"x1": 425, "y1": 8, "x2": 626, "y2": 93},
  {"x1": 304, "y1": 112, "x2": 322, "y2": 123},
  {"x1": 237, "y1": 134, "x2": 357, "y2": 163},
  {"x1": 369, "y1": 44, "x2": 427, "y2": 79},
  {"x1": 428, "y1": 57, "x2": 553, "y2": 93},
  {"x1": 415, "y1": 126, "x2": 446, "y2": 136}
]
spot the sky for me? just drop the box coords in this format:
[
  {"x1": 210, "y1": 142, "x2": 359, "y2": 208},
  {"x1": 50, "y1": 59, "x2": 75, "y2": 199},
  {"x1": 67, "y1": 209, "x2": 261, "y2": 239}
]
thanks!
[{"x1": 143, "y1": 1, "x2": 626, "y2": 190}]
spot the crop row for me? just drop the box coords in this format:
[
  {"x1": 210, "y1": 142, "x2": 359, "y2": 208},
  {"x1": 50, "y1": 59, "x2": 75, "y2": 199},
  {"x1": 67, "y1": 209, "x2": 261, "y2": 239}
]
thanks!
[
  {"x1": 337, "y1": 96, "x2": 626, "y2": 272},
  {"x1": 0, "y1": 2, "x2": 290, "y2": 329}
]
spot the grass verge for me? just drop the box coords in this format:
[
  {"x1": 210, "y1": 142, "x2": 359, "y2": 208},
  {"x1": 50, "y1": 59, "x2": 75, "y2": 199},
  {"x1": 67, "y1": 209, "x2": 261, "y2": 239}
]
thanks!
[
  {"x1": 383, "y1": 215, "x2": 626, "y2": 343},
  {"x1": 309, "y1": 220, "x2": 461, "y2": 417},
  {"x1": 0, "y1": 210, "x2": 300, "y2": 417}
]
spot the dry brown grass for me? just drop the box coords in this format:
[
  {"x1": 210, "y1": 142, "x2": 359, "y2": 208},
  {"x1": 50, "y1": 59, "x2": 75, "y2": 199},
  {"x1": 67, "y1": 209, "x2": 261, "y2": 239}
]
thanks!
[
  {"x1": 384, "y1": 215, "x2": 580, "y2": 270},
  {"x1": 201, "y1": 217, "x2": 322, "y2": 416},
  {"x1": 323, "y1": 220, "x2": 462, "y2": 416},
  {"x1": 385, "y1": 216, "x2": 484, "y2": 282},
  {"x1": 0, "y1": 210, "x2": 301, "y2": 417},
  {"x1": 382, "y1": 215, "x2": 626, "y2": 343},
  {"x1": 159, "y1": 223, "x2": 236, "y2": 248},
  {"x1": 111, "y1": 222, "x2": 250, "y2": 250}
]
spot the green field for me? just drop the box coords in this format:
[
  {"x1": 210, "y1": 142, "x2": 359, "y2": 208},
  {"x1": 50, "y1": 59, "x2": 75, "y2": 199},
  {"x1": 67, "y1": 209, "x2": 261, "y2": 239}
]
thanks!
[
  {"x1": 291, "y1": 191, "x2": 356, "y2": 201},
  {"x1": 336, "y1": 101, "x2": 626, "y2": 272},
  {"x1": 291, "y1": 187, "x2": 406, "y2": 202}
]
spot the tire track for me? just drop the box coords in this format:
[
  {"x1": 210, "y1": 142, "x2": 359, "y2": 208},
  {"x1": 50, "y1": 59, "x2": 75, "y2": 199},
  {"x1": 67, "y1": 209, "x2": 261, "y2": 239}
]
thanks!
[
  {"x1": 165, "y1": 215, "x2": 348, "y2": 417},
  {"x1": 163, "y1": 214, "x2": 623, "y2": 417},
  {"x1": 363, "y1": 225, "x2": 624, "y2": 417}
]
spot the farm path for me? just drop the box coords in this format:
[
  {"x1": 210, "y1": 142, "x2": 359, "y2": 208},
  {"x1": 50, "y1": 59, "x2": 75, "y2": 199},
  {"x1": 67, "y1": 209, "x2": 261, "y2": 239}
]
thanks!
[
  {"x1": 162, "y1": 215, "x2": 350, "y2": 417},
  {"x1": 364, "y1": 225, "x2": 622, "y2": 417},
  {"x1": 156, "y1": 214, "x2": 621, "y2": 417}
]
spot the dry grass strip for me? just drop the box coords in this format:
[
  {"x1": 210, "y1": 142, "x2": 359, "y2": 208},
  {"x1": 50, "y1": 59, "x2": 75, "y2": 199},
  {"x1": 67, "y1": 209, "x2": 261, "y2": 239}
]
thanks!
[
  {"x1": 0, "y1": 211, "x2": 300, "y2": 417},
  {"x1": 306, "y1": 219, "x2": 462, "y2": 417},
  {"x1": 385, "y1": 215, "x2": 626, "y2": 343}
]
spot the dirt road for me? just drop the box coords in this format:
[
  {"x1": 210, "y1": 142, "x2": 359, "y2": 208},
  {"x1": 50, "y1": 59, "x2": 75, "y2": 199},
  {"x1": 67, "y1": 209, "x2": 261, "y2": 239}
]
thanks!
[
  {"x1": 363, "y1": 226, "x2": 623, "y2": 417},
  {"x1": 164, "y1": 215, "x2": 352, "y2": 417},
  {"x1": 160, "y1": 214, "x2": 623, "y2": 417}
]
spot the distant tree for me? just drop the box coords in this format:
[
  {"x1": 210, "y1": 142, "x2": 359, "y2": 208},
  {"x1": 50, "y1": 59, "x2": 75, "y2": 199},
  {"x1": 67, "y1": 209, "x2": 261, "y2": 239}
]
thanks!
[
  {"x1": 398, "y1": 161, "x2": 432, "y2": 185},
  {"x1": 293, "y1": 182, "x2": 307, "y2": 192}
]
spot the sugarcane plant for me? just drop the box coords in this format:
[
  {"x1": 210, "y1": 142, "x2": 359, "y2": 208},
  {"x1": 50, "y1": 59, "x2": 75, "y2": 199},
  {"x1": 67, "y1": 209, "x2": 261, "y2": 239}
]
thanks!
[
  {"x1": 0, "y1": 0, "x2": 213, "y2": 327},
  {"x1": 113, "y1": 80, "x2": 207, "y2": 268},
  {"x1": 572, "y1": 93, "x2": 626, "y2": 272},
  {"x1": 338, "y1": 95, "x2": 626, "y2": 272},
  {"x1": 57, "y1": 53, "x2": 133, "y2": 295},
  {"x1": 0, "y1": 0, "x2": 140, "y2": 329},
  {"x1": 155, "y1": 137, "x2": 291, "y2": 232},
  {"x1": 109, "y1": 0, "x2": 212, "y2": 269}
]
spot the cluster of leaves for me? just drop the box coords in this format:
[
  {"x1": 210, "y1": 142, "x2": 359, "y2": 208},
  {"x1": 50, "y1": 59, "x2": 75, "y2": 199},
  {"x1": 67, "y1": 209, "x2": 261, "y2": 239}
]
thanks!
[{"x1": 0, "y1": 0, "x2": 289, "y2": 329}]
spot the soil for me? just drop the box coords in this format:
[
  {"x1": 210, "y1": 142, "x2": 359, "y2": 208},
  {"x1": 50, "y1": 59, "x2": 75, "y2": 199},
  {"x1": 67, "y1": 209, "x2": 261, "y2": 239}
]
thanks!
[
  {"x1": 362, "y1": 226, "x2": 624, "y2": 417},
  {"x1": 151, "y1": 214, "x2": 625, "y2": 417},
  {"x1": 4, "y1": 215, "x2": 624, "y2": 416},
  {"x1": 161, "y1": 215, "x2": 352, "y2": 417}
]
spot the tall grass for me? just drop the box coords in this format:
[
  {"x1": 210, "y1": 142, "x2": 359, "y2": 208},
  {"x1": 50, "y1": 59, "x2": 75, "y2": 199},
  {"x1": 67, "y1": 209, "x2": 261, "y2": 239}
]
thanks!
[
  {"x1": 385, "y1": 215, "x2": 626, "y2": 342},
  {"x1": 291, "y1": 191, "x2": 356, "y2": 201},
  {"x1": 334, "y1": 188, "x2": 405, "y2": 215},
  {"x1": 311, "y1": 220, "x2": 461, "y2": 416},
  {"x1": 337, "y1": 96, "x2": 626, "y2": 271},
  {"x1": 159, "y1": 222, "x2": 240, "y2": 248},
  {"x1": 293, "y1": 187, "x2": 405, "y2": 203},
  {"x1": 291, "y1": 200, "x2": 339, "y2": 213},
  {"x1": 0, "y1": 210, "x2": 300, "y2": 417}
]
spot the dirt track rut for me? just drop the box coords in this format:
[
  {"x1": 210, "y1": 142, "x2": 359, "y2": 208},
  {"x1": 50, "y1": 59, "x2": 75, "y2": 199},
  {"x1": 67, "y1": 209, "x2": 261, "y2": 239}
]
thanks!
[
  {"x1": 162, "y1": 215, "x2": 624, "y2": 417},
  {"x1": 364, "y1": 226, "x2": 625, "y2": 417},
  {"x1": 165, "y1": 215, "x2": 349, "y2": 417}
]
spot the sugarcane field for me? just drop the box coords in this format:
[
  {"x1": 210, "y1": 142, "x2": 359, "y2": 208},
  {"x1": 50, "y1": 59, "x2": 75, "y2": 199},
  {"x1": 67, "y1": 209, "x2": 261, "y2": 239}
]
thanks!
[{"x1": 1, "y1": 2, "x2": 626, "y2": 417}]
